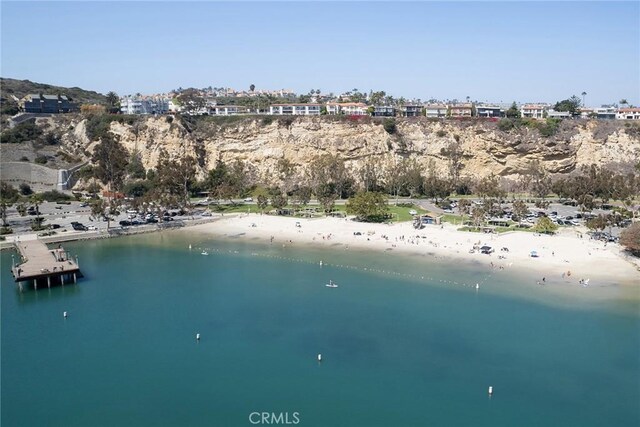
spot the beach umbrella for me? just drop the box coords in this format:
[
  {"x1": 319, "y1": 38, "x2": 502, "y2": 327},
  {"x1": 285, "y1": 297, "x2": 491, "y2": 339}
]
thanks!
[{"x1": 530, "y1": 250, "x2": 538, "y2": 258}]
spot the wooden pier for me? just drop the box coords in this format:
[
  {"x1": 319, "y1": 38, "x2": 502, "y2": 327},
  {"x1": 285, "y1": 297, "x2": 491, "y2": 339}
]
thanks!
[{"x1": 11, "y1": 240, "x2": 82, "y2": 290}]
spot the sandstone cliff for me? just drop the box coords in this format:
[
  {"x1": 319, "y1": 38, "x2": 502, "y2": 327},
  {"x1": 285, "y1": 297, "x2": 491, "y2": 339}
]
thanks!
[{"x1": 44, "y1": 115, "x2": 640, "y2": 186}]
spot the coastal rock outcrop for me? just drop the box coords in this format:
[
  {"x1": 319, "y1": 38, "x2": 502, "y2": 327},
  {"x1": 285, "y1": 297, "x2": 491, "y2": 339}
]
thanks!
[{"x1": 27, "y1": 115, "x2": 640, "y2": 187}]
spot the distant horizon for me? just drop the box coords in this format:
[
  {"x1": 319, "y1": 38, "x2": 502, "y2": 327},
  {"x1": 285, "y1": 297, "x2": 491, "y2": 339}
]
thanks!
[{"x1": 1, "y1": 1, "x2": 638, "y2": 107}]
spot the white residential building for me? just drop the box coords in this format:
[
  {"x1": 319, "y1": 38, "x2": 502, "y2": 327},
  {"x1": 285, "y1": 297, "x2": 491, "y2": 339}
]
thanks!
[
  {"x1": 209, "y1": 105, "x2": 248, "y2": 115},
  {"x1": 121, "y1": 97, "x2": 170, "y2": 114},
  {"x1": 594, "y1": 107, "x2": 617, "y2": 119},
  {"x1": 326, "y1": 102, "x2": 368, "y2": 115},
  {"x1": 520, "y1": 104, "x2": 547, "y2": 119},
  {"x1": 616, "y1": 108, "x2": 640, "y2": 120},
  {"x1": 269, "y1": 104, "x2": 321, "y2": 115},
  {"x1": 547, "y1": 110, "x2": 572, "y2": 119},
  {"x1": 424, "y1": 104, "x2": 448, "y2": 118}
]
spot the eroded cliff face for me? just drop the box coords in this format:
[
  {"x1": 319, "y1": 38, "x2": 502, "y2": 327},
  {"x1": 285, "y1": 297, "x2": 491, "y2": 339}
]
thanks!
[{"x1": 54, "y1": 115, "x2": 640, "y2": 185}]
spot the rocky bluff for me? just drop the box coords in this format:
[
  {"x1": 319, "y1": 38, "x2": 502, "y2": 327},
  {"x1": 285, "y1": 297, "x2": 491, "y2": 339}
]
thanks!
[{"x1": 56, "y1": 115, "x2": 640, "y2": 185}]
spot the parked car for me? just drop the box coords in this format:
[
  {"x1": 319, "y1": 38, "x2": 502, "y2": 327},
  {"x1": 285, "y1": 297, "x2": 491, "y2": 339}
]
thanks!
[{"x1": 71, "y1": 222, "x2": 88, "y2": 231}]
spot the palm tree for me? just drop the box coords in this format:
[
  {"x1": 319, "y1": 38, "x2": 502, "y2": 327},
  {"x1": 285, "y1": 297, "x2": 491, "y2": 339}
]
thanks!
[
  {"x1": 581, "y1": 91, "x2": 587, "y2": 106},
  {"x1": 105, "y1": 91, "x2": 119, "y2": 107},
  {"x1": 620, "y1": 99, "x2": 629, "y2": 108}
]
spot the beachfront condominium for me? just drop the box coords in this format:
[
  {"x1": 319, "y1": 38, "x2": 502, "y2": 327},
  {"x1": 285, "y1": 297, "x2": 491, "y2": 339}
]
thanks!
[
  {"x1": 120, "y1": 97, "x2": 170, "y2": 114},
  {"x1": 326, "y1": 102, "x2": 369, "y2": 115},
  {"x1": 209, "y1": 105, "x2": 249, "y2": 115},
  {"x1": 424, "y1": 104, "x2": 448, "y2": 118},
  {"x1": 449, "y1": 103, "x2": 474, "y2": 118},
  {"x1": 520, "y1": 104, "x2": 547, "y2": 119},
  {"x1": 616, "y1": 108, "x2": 640, "y2": 120},
  {"x1": 269, "y1": 104, "x2": 322, "y2": 115}
]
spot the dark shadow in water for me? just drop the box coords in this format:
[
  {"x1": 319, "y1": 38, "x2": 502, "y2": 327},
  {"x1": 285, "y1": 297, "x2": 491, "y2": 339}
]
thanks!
[{"x1": 14, "y1": 282, "x2": 82, "y2": 305}]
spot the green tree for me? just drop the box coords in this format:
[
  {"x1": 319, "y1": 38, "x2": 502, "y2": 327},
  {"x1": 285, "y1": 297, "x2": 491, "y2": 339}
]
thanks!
[
  {"x1": 0, "y1": 181, "x2": 19, "y2": 228},
  {"x1": 383, "y1": 118, "x2": 397, "y2": 134},
  {"x1": 308, "y1": 154, "x2": 352, "y2": 199},
  {"x1": 271, "y1": 192, "x2": 288, "y2": 212},
  {"x1": 292, "y1": 186, "x2": 312, "y2": 212},
  {"x1": 105, "y1": 91, "x2": 120, "y2": 112},
  {"x1": 126, "y1": 151, "x2": 146, "y2": 180},
  {"x1": 534, "y1": 216, "x2": 558, "y2": 234},
  {"x1": 424, "y1": 172, "x2": 452, "y2": 204},
  {"x1": 176, "y1": 89, "x2": 206, "y2": 114},
  {"x1": 369, "y1": 91, "x2": 386, "y2": 106},
  {"x1": 92, "y1": 134, "x2": 129, "y2": 192},
  {"x1": 91, "y1": 134, "x2": 129, "y2": 228},
  {"x1": 359, "y1": 158, "x2": 384, "y2": 192},
  {"x1": 346, "y1": 191, "x2": 389, "y2": 222},
  {"x1": 505, "y1": 102, "x2": 520, "y2": 118},
  {"x1": 30, "y1": 193, "x2": 46, "y2": 231},
  {"x1": 250, "y1": 84, "x2": 255, "y2": 92},
  {"x1": 317, "y1": 184, "x2": 337, "y2": 213},
  {"x1": 257, "y1": 194, "x2": 268, "y2": 213},
  {"x1": 554, "y1": 95, "x2": 582, "y2": 115},
  {"x1": 471, "y1": 205, "x2": 486, "y2": 229},
  {"x1": 512, "y1": 199, "x2": 529, "y2": 223},
  {"x1": 161, "y1": 151, "x2": 196, "y2": 208},
  {"x1": 586, "y1": 214, "x2": 608, "y2": 232},
  {"x1": 441, "y1": 140, "x2": 465, "y2": 188}
]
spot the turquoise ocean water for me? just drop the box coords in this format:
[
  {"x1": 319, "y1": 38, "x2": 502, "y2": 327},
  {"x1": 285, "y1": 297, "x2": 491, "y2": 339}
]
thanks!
[{"x1": 2, "y1": 231, "x2": 639, "y2": 427}]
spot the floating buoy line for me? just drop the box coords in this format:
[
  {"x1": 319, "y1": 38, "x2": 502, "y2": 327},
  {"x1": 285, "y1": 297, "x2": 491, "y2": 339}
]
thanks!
[{"x1": 189, "y1": 245, "x2": 499, "y2": 290}]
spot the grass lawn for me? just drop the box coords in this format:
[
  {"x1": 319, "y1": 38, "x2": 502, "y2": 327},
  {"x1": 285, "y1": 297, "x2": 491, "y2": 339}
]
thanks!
[
  {"x1": 207, "y1": 202, "x2": 428, "y2": 223},
  {"x1": 331, "y1": 203, "x2": 427, "y2": 223},
  {"x1": 208, "y1": 203, "x2": 261, "y2": 214}
]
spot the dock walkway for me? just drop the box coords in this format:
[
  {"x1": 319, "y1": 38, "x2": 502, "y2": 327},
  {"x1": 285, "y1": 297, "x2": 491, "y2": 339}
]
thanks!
[{"x1": 11, "y1": 240, "x2": 81, "y2": 289}]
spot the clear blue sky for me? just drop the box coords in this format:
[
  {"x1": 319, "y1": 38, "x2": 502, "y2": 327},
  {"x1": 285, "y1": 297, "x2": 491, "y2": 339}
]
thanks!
[{"x1": 2, "y1": 1, "x2": 639, "y2": 106}]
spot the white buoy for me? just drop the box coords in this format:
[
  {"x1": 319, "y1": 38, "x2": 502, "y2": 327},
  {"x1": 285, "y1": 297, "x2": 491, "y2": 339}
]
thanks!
[
  {"x1": 319, "y1": 261, "x2": 323, "y2": 266},
  {"x1": 476, "y1": 283, "x2": 480, "y2": 290},
  {"x1": 196, "y1": 333, "x2": 201, "y2": 341},
  {"x1": 63, "y1": 311, "x2": 68, "y2": 318},
  {"x1": 189, "y1": 244, "x2": 192, "y2": 250},
  {"x1": 488, "y1": 386, "x2": 493, "y2": 396},
  {"x1": 317, "y1": 353, "x2": 322, "y2": 362}
]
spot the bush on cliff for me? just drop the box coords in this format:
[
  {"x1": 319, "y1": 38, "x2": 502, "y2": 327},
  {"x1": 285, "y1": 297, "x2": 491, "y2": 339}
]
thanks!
[{"x1": 620, "y1": 222, "x2": 640, "y2": 257}]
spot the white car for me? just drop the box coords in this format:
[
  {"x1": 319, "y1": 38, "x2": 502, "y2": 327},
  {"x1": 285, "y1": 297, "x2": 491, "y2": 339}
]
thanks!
[
  {"x1": 201, "y1": 211, "x2": 212, "y2": 217},
  {"x1": 409, "y1": 210, "x2": 417, "y2": 215},
  {"x1": 244, "y1": 197, "x2": 253, "y2": 202}
]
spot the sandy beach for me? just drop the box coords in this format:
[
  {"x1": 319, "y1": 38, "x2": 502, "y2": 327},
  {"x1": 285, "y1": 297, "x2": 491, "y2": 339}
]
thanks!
[{"x1": 188, "y1": 213, "x2": 640, "y2": 295}]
